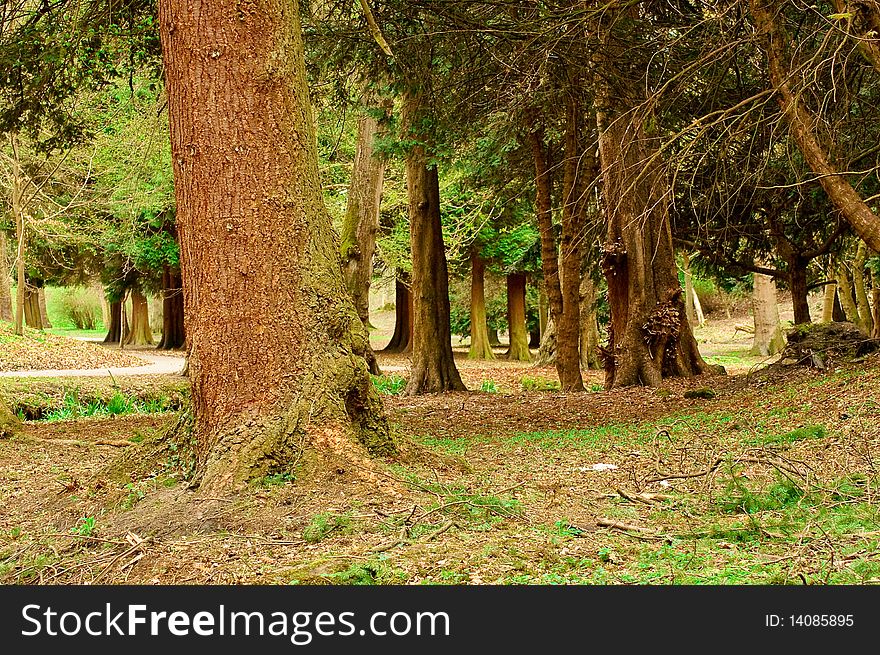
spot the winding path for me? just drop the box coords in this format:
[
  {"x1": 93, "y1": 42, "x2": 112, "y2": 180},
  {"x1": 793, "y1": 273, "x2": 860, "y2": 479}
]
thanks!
[{"x1": 0, "y1": 352, "x2": 186, "y2": 378}]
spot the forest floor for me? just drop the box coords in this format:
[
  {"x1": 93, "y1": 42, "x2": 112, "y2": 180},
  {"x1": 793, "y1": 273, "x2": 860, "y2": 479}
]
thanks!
[{"x1": 2, "y1": 295, "x2": 879, "y2": 585}]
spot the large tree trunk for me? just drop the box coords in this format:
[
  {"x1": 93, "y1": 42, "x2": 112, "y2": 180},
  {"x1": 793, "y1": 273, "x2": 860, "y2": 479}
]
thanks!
[
  {"x1": 157, "y1": 266, "x2": 186, "y2": 350},
  {"x1": 579, "y1": 276, "x2": 601, "y2": 370},
  {"x1": 383, "y1": 273, "x2": 413, "y2": 353},
  {"x1": 401, "y1": 91, "x2": 465, "y2": 394},
  {"x1": 468, "y1": 252, "x2": 495, "y2": 360},
  {"x1": 160, "y1": 0, "x2": 394, "y2": 490},
  {"x1": 506, "y1": 272, "x2": 531, "y2": 361},
  {"x1": 750, "y1": 271, "x2": 785, "y2": 356},
  {"x1": 750, "y1": 0, "x2": 880, "y2": 252},
  {"x1": 0, "y1": 232, "x2": 11, "y2": 323},
  {"x1": 595, "y1": 31, "x2": 709, "y2": 387},
  {"x1": 853, "y1": 242, "x2": 874, "y2": 334},
  {"x1": 103, "y1": 299, "x2": 128, "y2": 344},
  {"x1": 124, "y1": 288, "x2": 154, "y2": 346},
  {"x1": 341, "y1": 105, "x2": 388, "y2": 375}
]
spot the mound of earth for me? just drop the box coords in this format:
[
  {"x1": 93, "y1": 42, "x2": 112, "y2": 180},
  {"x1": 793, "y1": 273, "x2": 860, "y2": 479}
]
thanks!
[
  {"x1": 781, "y1": 322, "x2": 879, "y2": 369},
  {"x1": 0, "y1": 323, "x2": 146, "y2": 372}
]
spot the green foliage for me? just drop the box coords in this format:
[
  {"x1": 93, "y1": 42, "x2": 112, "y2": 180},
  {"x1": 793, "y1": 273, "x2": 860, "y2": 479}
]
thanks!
[
  {"x1": 371, "y1": 374, "x2": 406, "y2": 395},
  {"x1": 521, "y1": 376, "x2": 560, "y2": 392},
  {"x1": 717, "y1": 474, "x2": 806, "y2": 515},
  {"x1": 120, "y1": 483, "x2": 145, "y2": 510},
  {"x1": 480, "y1": 380, "x2": 498, "y2": 393},
  {"x1": 45, "y1": 286, "x2": 103, "y2": 331},
  {"x1": 39, "y1": 390, "x2": 172, "y2": 422},
  {"x1": 251, "y1": 472, "x2": 295, "y2": 488},
  {"x1": 303, "y1": 513, "x2": 352, "y2": 543},
  {"x1": 70, "y1": 517, "x2": 96, "y2": 537},
  {"x1": 750, "y1": 425, "x2": 828, "y2": 446}
]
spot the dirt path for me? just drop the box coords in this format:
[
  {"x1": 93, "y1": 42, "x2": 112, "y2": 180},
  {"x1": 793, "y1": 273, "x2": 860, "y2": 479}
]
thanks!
[{"x1": 0, "y1": 352, "x2": 186, "y2": 378}]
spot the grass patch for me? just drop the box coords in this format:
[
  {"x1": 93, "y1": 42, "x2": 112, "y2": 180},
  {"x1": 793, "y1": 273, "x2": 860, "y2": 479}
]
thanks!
[
  {"x1": 35, "y1": 390, "x2": 175, "y2": 421},
  {"x1": 302, "y1": 512, "x2": 353, "y2": 543},
  {"x1": 371, "y1": 374, "x2": 406, "y2": 395},
  {"x1": 521, "y1": 376, "x2": 560, "y2": 392},
  {"x1": 747, "y1": 424, "x2": 828, "y2": 446}
]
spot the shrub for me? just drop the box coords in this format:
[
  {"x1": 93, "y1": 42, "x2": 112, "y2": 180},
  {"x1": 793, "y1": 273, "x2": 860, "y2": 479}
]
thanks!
[{"x1": 57, "y1": 287, "x2": 101, "y2": 330}]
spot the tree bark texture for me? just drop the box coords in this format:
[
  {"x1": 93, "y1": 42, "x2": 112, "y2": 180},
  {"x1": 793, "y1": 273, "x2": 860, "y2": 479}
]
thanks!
[
  {"x1": 160, "y1": 0, "x2": 394, "y2": 491},
  {"x1": 401, "y1": 90, "x2": 466, "y2": 394},
  {"x1": 124, "y1": 288, "x2": 154, "y2": 346},
  {"x1": 23, "y1": 285, "x2": 42, "y2": 329},
  {"x1": 468, "y1": 253, "x2": 495, "y2": 360},
  {"x1": 103, "y1": 299, "x2": 128, "y2": 344},
  {"x1": 750, "y1": 271, "x2": 785, "y2": 356},
  {"x1": 157, "y1": 266, "x2": 186, "y2": 350},
  {"x1": 341, "y1": 105, "x2": 388, "y2": 375},
  {"x1": 595, "y1": 39, "x2": 709, "y2": 387},
  {"x1": 506, "y1": 272, "x2": 531, "y2": 361},
  {"x1": 383, "y1": 272, "x2": 413, "y2": 353},
  {"x1": 37, "y1": 286, "x2": 51, "y2": 328},
  {"x1": 0, "y1": 232, "x2": 11, "y2": 322},
  {"x1": 853, "y1": 241, "x2": 874, "y2": 334},
  {"x1": 579, "y1": 275, "x2": 601, "y2": 369},
  {"x1": 837, "y1": 262, "x2": 860, "y2": 327}
]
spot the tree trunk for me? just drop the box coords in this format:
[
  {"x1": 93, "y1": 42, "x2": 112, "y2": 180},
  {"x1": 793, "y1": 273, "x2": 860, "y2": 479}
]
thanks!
[
  {"x1": 401, "y1": 90, "x2": 466, "y2": 394},
  {"x1": 157, "y1": 266, "x2": 186, "y2": 350},
  {"x1": 788, "y1": 256, "x2": 811, "y2": 325},
  {"x1": 534, "y1": 317, "x2": 557, "y2": 366},
  {"x1": 526, "y1": 115, "x2": 580, "y2": 387},
  {"x1": 341, "y1": 104, "x2": 388, "y2": 375},
  {"x1": 23, "y1": 285, "x2": 43, "y2": 329},
  {"x1": 37, "y1": 286, "x2": 52, "y2": 328},
  {"x1": 853, "y1": 242, "x2": 874, "y2": 334},
  {"x1": 821, "y1": 276, "x2": 837, "y2": 323},
  {"x1": 383, "y1": 273, "x2": 413, "y2": 353},
  {"x1": 506, "y1": 272, "x2": 531, "y2": 361},
  {"x1": 0, "y1": 232, "x2": 13, "y2": 323},
  {"x1": 872, "y1": 265, "x2": 880, "y2": 339},
  {"x1": 103, "y1": 299, "x2": 128, "y2": 344},
  {"x1": 579, "y1": 276, "x2": 601, "y2": 369},
  {"x1": 750, "y1": 271, "x2": 785, "y2": 356},
  {"x1": 160, "y1": 0, "x2": 394, "y2": 491},
  {"x1": 489, "y1": 327, "x2": 502, "y2": 347},
  {"x1": 836, "y1": 263, "x2": 859, "y2": 324},
  {"x1": 97, "y1": 285, "x2": 111, "y2": 329},
  {"x1": 468, "y1": 253, "x2": 495, "y2": 360},
  {"x1": 595, "y1": 47, "x2": 709, "y2": 387},
  {"x1": 750, "y1": 0, "x2": 880, "y2": 252},
  {"x1": 10, "y1": 134, "x2": 26, "y2": 336},
  {"x1": 538, "y1": 287, "x2": 548, "y2": 339},
  {"x1": 123, "y1": 288, "x2": 154, "y2": 346}
]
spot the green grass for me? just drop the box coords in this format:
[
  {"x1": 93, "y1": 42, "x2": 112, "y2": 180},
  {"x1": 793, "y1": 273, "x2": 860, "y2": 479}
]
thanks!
[
  {"x1": 748, "y1": 424, "x2": 828, "y2": 446},
  {"x1": 521, "y1": 376, "x2": 560, "y2": 392},
  {"x1": 36, "y1": 390, "x2": 174, "y2": 421},
  {"x1": 371, "y1": 373, "x2": 406, "y2": 395}
]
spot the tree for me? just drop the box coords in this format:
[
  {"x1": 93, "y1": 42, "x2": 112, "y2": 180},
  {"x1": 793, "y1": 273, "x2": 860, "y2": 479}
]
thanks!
[
  {"x1": 401, "y1": 89, "x2": 466, "y2": 394},
  {"x1": 159, "y1": 0, "x2": 394, "y2": 491},
  {"x1": 596, "y1": 4, "x2": 710, "y2": 388},
  {"x1": 340, "y1": 98, "x2": 390, "y2": 374}
]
